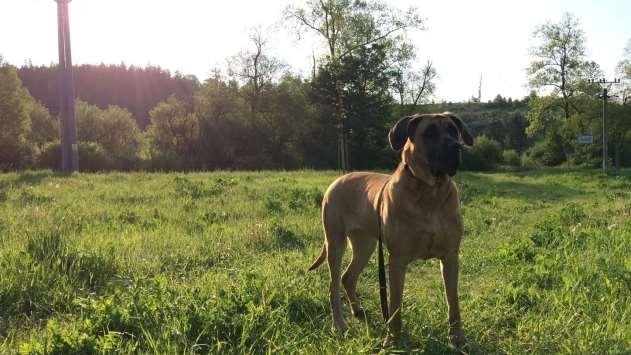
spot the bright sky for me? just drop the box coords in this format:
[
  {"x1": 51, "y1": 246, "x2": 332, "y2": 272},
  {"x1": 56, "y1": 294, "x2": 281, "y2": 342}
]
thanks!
[{"x1": 1, "y1": 0, "x2": 629, "y2": 102}]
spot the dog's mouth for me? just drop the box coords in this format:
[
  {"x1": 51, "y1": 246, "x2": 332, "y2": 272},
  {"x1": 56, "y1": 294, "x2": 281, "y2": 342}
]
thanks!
[{"x1": 430, "y1": 149, "x2": 461, "y2": 177}]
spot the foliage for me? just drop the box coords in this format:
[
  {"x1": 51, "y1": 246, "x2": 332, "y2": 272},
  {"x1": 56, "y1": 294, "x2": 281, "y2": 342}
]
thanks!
[
  {"x1": 37, "y1": 141, "x2": 114, "y2": 172},
  {"x1": 18, "y1": 63, "x2": 198, "y2": 127},
  {"x1": 75, "y1": 101, "x2": 146, "y2": 169},
  {"x1": 527, "y1": 13, "x2": 595, "y2": 124},
  {"x1": 0, "y1": 61, "x2": 32, "y2": 170},
  {"x1": 147, "y1": 96, "x2": 199, "y2": 169},
  {"x1": 524, "y1": 127, "x2": 567, "y2": 167},
  {"x1": 461, "y1": 135, "x2": 503, "y2": 171},
  {"x1": 28, "y1": 100, "x2": 58, "y2": 149},
  {"x1": 502, "y1": 149, "x2": 521, "y2": 167},
  {"x1": 313, "y1": 42, "x2": 395, "y2": 169}
]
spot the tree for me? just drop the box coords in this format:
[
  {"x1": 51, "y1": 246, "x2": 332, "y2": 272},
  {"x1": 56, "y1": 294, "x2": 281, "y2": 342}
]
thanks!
[
  {"x1": 194, "y1": 75, "x2": 263, "y2": 169},
  {"x1": 525, "y1": 13, "x2": 607, "y2": 166},
  {"x1": 263, "y1": 74, "x2": 321, "y2": 168},
  {"x1": 390, "y1": 40, "x2": 436, "y2": 113},
  {"x1": 313, "y1": 42, "x2": 394, "y2": 169},
  {"x1": 147, "y1": 96, "x2": 199, "y2": 168},
  {"x1": 0, "y1": 60, "x2": 32, "y2": 169},
  {"x1": 527, "y1": 13, "x2": 592, "y2": 128},
  {"x1": 75, "y1": 101, "x2": 145, "y2": 169},
  {"x1": 228, "y1": 28, "x2": 286, "y2": 113},
  {"x1": 18, "y1": 63, "x2": 198, "y2": 128},
  {"x1": 611, "y1": 39, "x2": 631, "y2": 168},
  {"x1": 284, "y1": 0, "x2": 423, "y2": 170},
  {"x1": 616, "y1": 38, "x2": 631, "y2": 105},
  {"x1": 28, "y1": 100, "x2": 58, "y2": 148}
]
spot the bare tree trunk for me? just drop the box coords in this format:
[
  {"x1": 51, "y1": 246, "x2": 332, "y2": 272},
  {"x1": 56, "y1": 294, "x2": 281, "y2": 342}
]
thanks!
[{"x1": 335, "y1": 79, "x2": 348, "y2": 172}]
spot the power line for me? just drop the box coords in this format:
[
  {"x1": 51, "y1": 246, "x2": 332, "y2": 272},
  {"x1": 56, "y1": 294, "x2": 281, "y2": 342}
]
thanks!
[{"x1": 587, "y1": 78, "x2": 621, "y2": 172}]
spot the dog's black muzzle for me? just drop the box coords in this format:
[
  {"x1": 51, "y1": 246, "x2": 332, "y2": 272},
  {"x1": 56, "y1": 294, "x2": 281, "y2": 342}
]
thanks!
[{"x1": 440, "y1": 142, "x2": 462, "y2": 177}]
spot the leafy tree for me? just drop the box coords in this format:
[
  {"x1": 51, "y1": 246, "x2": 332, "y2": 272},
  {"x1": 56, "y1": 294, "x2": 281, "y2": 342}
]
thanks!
[
  {"x1": 75, "y1": 101, "x2": 145, "y2": 169},
  {"x1": 18, "y1": 63, "x2": 198, "y2": 128},
  {"x1": 0, "y1": 60, "x2": 32, "y2": 169},
  {"x1": 28, "y1": 100, "x2": 58, "y2": 148},
  {"x1": 525, "y1": 13, "x2": 606, "y2": 166},
  {"x1": 260, "y1": 74, "x2": 322, "y2": 168},
  {"x1": 527, "y1": 13, "x2": 591, "y2": 124},
  {"x1": 194, "y1": 76, "x2": 262, "y2": 169},
  {"x1": 285, "y1": 0, "x2": 423, "y2": 170},
  {"x1": 147, "y1": 96, "x2": 199, "y2": 169},
  {"x1": 610, "y1": 41, "x2": 631, "y2": 168},
  {"x1": 313, "y1": 42, "x2": 394, "y2": 169}
]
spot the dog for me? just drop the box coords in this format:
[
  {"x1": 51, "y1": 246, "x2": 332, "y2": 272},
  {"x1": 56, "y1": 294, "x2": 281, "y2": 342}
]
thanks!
[{"x1": 309, "y1": 112, "x2": 474, "y2": 348}]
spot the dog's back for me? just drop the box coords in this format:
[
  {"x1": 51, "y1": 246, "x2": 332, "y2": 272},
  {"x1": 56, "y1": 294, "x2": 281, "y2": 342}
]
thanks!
[{"x1": 308, "y1": 172, "x2": 389, "y2": 271}]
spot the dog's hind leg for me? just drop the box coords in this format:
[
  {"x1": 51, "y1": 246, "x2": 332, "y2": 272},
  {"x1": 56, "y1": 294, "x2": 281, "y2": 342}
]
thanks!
[
  {"x1": 343, "y1": 233, "x2": 376, "y2": 318},
  {"x1": 323, "y1": 214, "x2": 348, "y2": 333}
]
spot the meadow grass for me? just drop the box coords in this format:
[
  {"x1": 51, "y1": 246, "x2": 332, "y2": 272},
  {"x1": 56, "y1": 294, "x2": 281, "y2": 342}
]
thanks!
[{"x1": 0, "y1": 169, "x2": 629, "y2": 354}]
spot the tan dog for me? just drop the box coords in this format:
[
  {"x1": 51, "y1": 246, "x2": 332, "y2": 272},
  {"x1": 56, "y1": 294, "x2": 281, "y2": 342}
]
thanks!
[{"x1": 309, "y1": 112, "x2": 474, "y2": 347}]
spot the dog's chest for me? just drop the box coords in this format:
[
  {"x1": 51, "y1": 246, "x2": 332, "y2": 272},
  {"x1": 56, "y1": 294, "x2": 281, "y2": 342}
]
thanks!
[{"x1": 386, "y1": 202, "x2": 464, "y2": 260}]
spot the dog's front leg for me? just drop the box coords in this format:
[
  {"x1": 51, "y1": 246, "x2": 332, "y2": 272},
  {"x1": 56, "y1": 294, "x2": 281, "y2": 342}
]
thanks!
[
  {"x1": 387, "y1": 257, "x2": 407, "y2": 336},
  {"x1": 440, "y1": 252, "x2": 466, "y2": 348}
]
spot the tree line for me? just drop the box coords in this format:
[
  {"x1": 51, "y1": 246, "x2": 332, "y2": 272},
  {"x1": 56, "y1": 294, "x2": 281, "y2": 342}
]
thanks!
[
  {"x1": 18, "y1": 63, "x2": 198, "y2": 128},
  {"x1": 1, "y1": 4, "x2": 630, "y2": 172}
]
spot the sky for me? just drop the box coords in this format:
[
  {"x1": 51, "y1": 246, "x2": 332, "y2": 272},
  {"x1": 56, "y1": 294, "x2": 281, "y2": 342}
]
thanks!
[{"x1": 1, "y1": 0, "x2": 630, "y2": 102}]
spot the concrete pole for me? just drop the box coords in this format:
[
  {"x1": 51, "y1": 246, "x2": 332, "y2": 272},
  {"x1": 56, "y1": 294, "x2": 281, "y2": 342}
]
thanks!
[{"x1": 56, "y1": 0, "x2": 79, "y2": 172}]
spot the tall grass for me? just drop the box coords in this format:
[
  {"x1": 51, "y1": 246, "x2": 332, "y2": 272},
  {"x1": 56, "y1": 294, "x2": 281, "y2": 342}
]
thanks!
[{"x1": 0, "y1": 169, "x2": 629, "y2": 353}]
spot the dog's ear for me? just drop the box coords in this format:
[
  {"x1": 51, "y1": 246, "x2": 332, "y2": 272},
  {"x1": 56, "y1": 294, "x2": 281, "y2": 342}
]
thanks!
[
  {"x1": 389, "y1": 115, "x2": 421, "y2": 151},
  {"x1": 450, "y1": 116, "x2": 474, "y2": 146}
]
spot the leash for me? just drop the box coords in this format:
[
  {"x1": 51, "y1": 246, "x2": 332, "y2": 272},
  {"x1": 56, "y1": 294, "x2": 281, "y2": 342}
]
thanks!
[{"x1": 376, "y1": 179, "x2": 389, "y2": 323}]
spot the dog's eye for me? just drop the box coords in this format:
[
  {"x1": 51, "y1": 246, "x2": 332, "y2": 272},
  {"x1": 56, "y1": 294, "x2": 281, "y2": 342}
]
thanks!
[{"x1": 423, "y1": 125, "x2": 439, "y2": 139}]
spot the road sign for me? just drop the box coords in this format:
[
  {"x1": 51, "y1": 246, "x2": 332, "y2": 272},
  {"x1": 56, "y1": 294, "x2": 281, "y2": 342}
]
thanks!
[{"x1": 577, "y1": 135, "x2": 594, "y2": 144}]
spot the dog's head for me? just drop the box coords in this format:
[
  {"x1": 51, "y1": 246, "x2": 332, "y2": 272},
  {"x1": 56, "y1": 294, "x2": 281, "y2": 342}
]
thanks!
[{"x1": 389, "y1": 112, "x2": 474, "y2": 178}]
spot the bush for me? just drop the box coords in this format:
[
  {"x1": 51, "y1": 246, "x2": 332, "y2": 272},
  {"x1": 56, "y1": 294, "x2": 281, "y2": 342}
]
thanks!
[
  {"x1": 525, "y1": 128, "x2": 566, "y2": 167},
  {"x1": 37, "y1": 141, "x2": 61, "y2": 170},
  {"x1": 75, "y1": 101, "x2": 145, "y2": 170},
  {"x1": 502, "y1": 149, "x2": 521, "y2": 167},
  {"x1": 461, "y1": 135, "x2": 502, "y2": 171},
  {"x1": 37, "y1": 141, "x2": 113, "y2": 172}
]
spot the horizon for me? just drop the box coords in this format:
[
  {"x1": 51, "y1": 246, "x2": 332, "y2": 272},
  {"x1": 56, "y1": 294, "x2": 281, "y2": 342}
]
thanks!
[{"x1": 1, "y1": 0, "x2": 630, "y2": 102}]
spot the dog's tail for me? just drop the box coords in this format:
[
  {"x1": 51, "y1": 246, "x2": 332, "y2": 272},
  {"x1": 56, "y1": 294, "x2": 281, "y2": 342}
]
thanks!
[{"x1": 308, "y1": 244, "x2": 327, "y2": 271}]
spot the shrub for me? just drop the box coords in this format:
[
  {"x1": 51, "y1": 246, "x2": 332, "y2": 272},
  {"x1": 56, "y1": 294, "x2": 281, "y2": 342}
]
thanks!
[
  {"x1": 502, "y1": 149, "x2": 521, "y2": 167},
  {"x1": 524, "y1": 129, "x2": 566, "y2": 167},
  {"x1": 461, "y1": 135, "x2": 502, "y2": 171},
  {"x1": 37, "y1": 141, "x2": 113, "y2": 172}
]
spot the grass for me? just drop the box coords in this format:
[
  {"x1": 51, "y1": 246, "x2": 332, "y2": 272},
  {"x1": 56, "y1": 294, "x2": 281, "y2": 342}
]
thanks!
[{"x1": 0, "y1": 169, "x2": 629, "y2": 354}]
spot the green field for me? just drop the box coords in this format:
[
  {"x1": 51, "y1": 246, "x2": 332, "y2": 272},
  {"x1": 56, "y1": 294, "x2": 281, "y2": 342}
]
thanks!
[{"x1": 0, "y1": 169, "x2": 630, "y2": 354}]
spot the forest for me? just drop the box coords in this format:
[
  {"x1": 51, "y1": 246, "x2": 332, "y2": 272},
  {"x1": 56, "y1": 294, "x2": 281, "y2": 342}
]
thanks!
[{"x1": 1, "y1": 5, "x2": 630, "y2": 172}]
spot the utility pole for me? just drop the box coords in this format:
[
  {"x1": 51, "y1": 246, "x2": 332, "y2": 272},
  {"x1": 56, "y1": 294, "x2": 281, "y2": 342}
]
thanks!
[
  {"x1": 56, "y1": 0, "x2": 79, "y2": 172},
  {"x1": 588, "y1": 78, "x2": 620, "y2": 172},
  {"x1": 478, "y1": 74, "x2": 482, "y2": 103}
]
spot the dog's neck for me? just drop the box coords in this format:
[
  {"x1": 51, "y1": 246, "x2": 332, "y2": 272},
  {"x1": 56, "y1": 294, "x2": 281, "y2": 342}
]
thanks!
[
  {"x1": 400, "y1": 149, "x2": 449, "y2": 188},
  {"x1": 396, "y1": 162, "x2": 449, "y2": 189}
]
